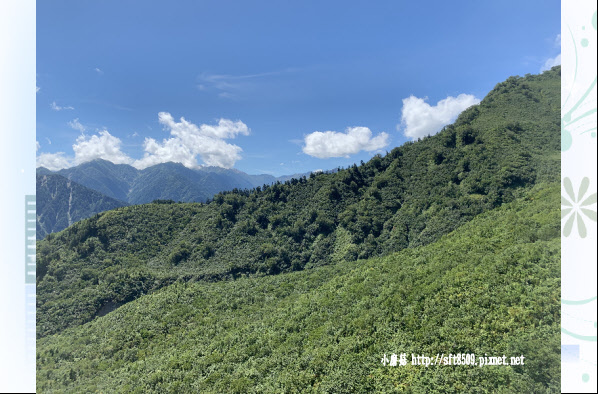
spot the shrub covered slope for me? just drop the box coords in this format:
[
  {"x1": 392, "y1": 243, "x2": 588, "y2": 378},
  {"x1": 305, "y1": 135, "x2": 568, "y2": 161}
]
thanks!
[
  {"x1": 37, "y1": 68, "x2": 560, "y2": 339},
  {"x1": 37, "y1": 183, "x2": 560, "y2": 392}
]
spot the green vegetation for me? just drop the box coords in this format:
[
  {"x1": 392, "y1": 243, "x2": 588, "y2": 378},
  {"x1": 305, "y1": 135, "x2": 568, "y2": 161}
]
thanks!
[
  {"x1": 37, "y1": 67, "x2": 561, "y2": 339},
  {"x1": 37, "y1": 160, "x2": 308, "y2": 238},
  {"x1": 37, "y1": 183, "x2": 560, "y2": 392},
  {"x1": 36, "y1": 68, "x2": 561, "y2": 392}
]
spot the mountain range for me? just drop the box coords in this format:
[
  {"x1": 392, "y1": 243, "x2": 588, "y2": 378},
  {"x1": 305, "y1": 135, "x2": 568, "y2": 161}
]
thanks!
[
  {"x1": 36, "y1": 67, "x2": 562, "y2": 392},
  {"x1": 36, "y1": 161, "x2": 306, "y2": 238},
  {"x1": 36, "y1": 173, "x2": 128, "y2": 240}
]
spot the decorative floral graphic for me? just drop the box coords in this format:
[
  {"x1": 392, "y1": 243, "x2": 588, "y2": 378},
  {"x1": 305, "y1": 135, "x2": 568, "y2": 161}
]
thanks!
[
  {"x1": 562, "y1": 177, "x2": 597, "y2": 238},
  {"x1": 561, "y1": 7, "x2": 597, "y2": 391},
  {"x1": 561, "y1": 10, "x2": 597, "y2": 152}
]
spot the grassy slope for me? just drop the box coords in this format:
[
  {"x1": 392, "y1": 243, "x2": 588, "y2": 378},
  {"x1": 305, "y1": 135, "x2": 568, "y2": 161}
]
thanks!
[
  {"x1": 37, "y1": 183, "x2": 560, "y2": 393},
  {"x1": 36, "y1": 68, "x2": 561, "y2": 338}
]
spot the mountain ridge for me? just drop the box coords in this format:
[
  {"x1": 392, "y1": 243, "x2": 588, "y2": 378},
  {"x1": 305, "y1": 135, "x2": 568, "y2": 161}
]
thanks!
[
  {"x1": 36, "y1": 160, "x2": 309, "y2": 237},
  {"x1": 38, "y1": 159, "x2": 309, "y2": 204},
  {"x1": 37, "y1": 67, "x2": 561, "y2": 339},
  {"x1": 36, "y1": 173, "x2": 128, "y2": 240}
]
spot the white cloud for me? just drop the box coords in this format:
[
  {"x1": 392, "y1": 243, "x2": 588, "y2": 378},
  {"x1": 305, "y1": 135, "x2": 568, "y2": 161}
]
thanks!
[
  {"x1": 198, "y1": 68, "x2": 296, "y2": 99},
  {"x1": 36, "y1": 86, "x2": 40, "y2": 93},
  {"x1": 35, "y1": 114, "x2": 251, "y2": 171},
  {"x1": 36, "y1": 141, "x2": 40, "y2": 151},
  {"x1": 68, "y1": 118, "x2": 86, "y2": 132},
  {"x1": 198, "y1": 73, "x2": 244, "y2": 96},
  {"x1": 218, "y1": 92, "x2": 237, "y2": 100},
  {"x1": 302, "y1": 126, "x2": 389, "y2": 159},
  {"x1": 132, "y1": 112, "x2": 250, "y2": 169},
  {"x1": 158, "y1": 112, "x2": 249, "y2": 140},
  {"x1": 94, "y1": 67, "x2": 104, "y2": 75},
  {"x1": 541, "y1": 53, "x2": 561, "y2": 72},
  {"x1": 539, "y1": 34, "x2": 561, "y2": 73},
  {"x1": 399, "y1": 94, "x2": 480, "y2": 140},
  {"x1": 36, "y1": 152, "x2": 72, "y2": 171},
  {"x1": 72, "y1": 130, "x2": 133, "y2": 165},
  {"x1": 50, "y1": 101, "x2": 74, "y2": 111},
  {"x1": 199, "y1": 70, "x2": 283, "y2": 89},
  {"x1": 36, "y1": 130, "x2": 132, "y2": 170}
]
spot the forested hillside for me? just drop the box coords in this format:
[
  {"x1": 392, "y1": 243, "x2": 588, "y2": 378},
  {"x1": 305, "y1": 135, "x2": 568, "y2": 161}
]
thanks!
[
  {"x1": 37, "y1": 160, "x2": 307, "y2": 238},
  {"x1": 36, "y1": 174, "x2": 128, "y2": 239},
  {"x1": 36, "y1": 68, "x2": 560, "y2": 340},
  {"x1": 37, "y1": 183, "x2": 560, "y2": 392}
]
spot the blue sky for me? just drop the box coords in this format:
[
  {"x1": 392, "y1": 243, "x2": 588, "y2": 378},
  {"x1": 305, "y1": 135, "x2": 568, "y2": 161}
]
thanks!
[{"x1": 36, "y1": 0, "x2": 561, "y2": 176}]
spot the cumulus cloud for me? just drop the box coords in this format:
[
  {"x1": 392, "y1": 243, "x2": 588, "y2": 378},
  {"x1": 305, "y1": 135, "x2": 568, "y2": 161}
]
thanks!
[
  {"x1": 72, "y1": 130, "x2": 133, "y2": 165},
  {"x1": 35, "y1": 113, "x2": 251, "y2": 171},
  {"x1": 132, "y1": 112, "x2": 250, "y2": 169},
  {"x1": 399, "y1": 94, "x2": 480, "y2": 140},
  {"x1": 50, "y1": 101, "x2": 74, "y2": 111},
  {"x1": 36, "y1": 152, "x2": 72, "y2": 171},
  {"x1": 68, "y1": 118, "x2": 86, "y2": 132},
  {"x1": 540, "y1": 34, "x2": 561, "y2": 72},
  {"x1": 302, "y1": 127, "x2": 389, "y2": 159},
  {"x1": 541, "y1": 53, "x2": 561, "y2": 72},
  {"x1": 36, "y1": 130, "x2": 132, "y2": 170}
]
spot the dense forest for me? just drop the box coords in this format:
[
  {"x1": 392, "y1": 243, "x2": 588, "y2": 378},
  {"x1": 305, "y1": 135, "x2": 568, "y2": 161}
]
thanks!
[{"x1": 37, "y1": 67, "x2": 561, "y2": 392}]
